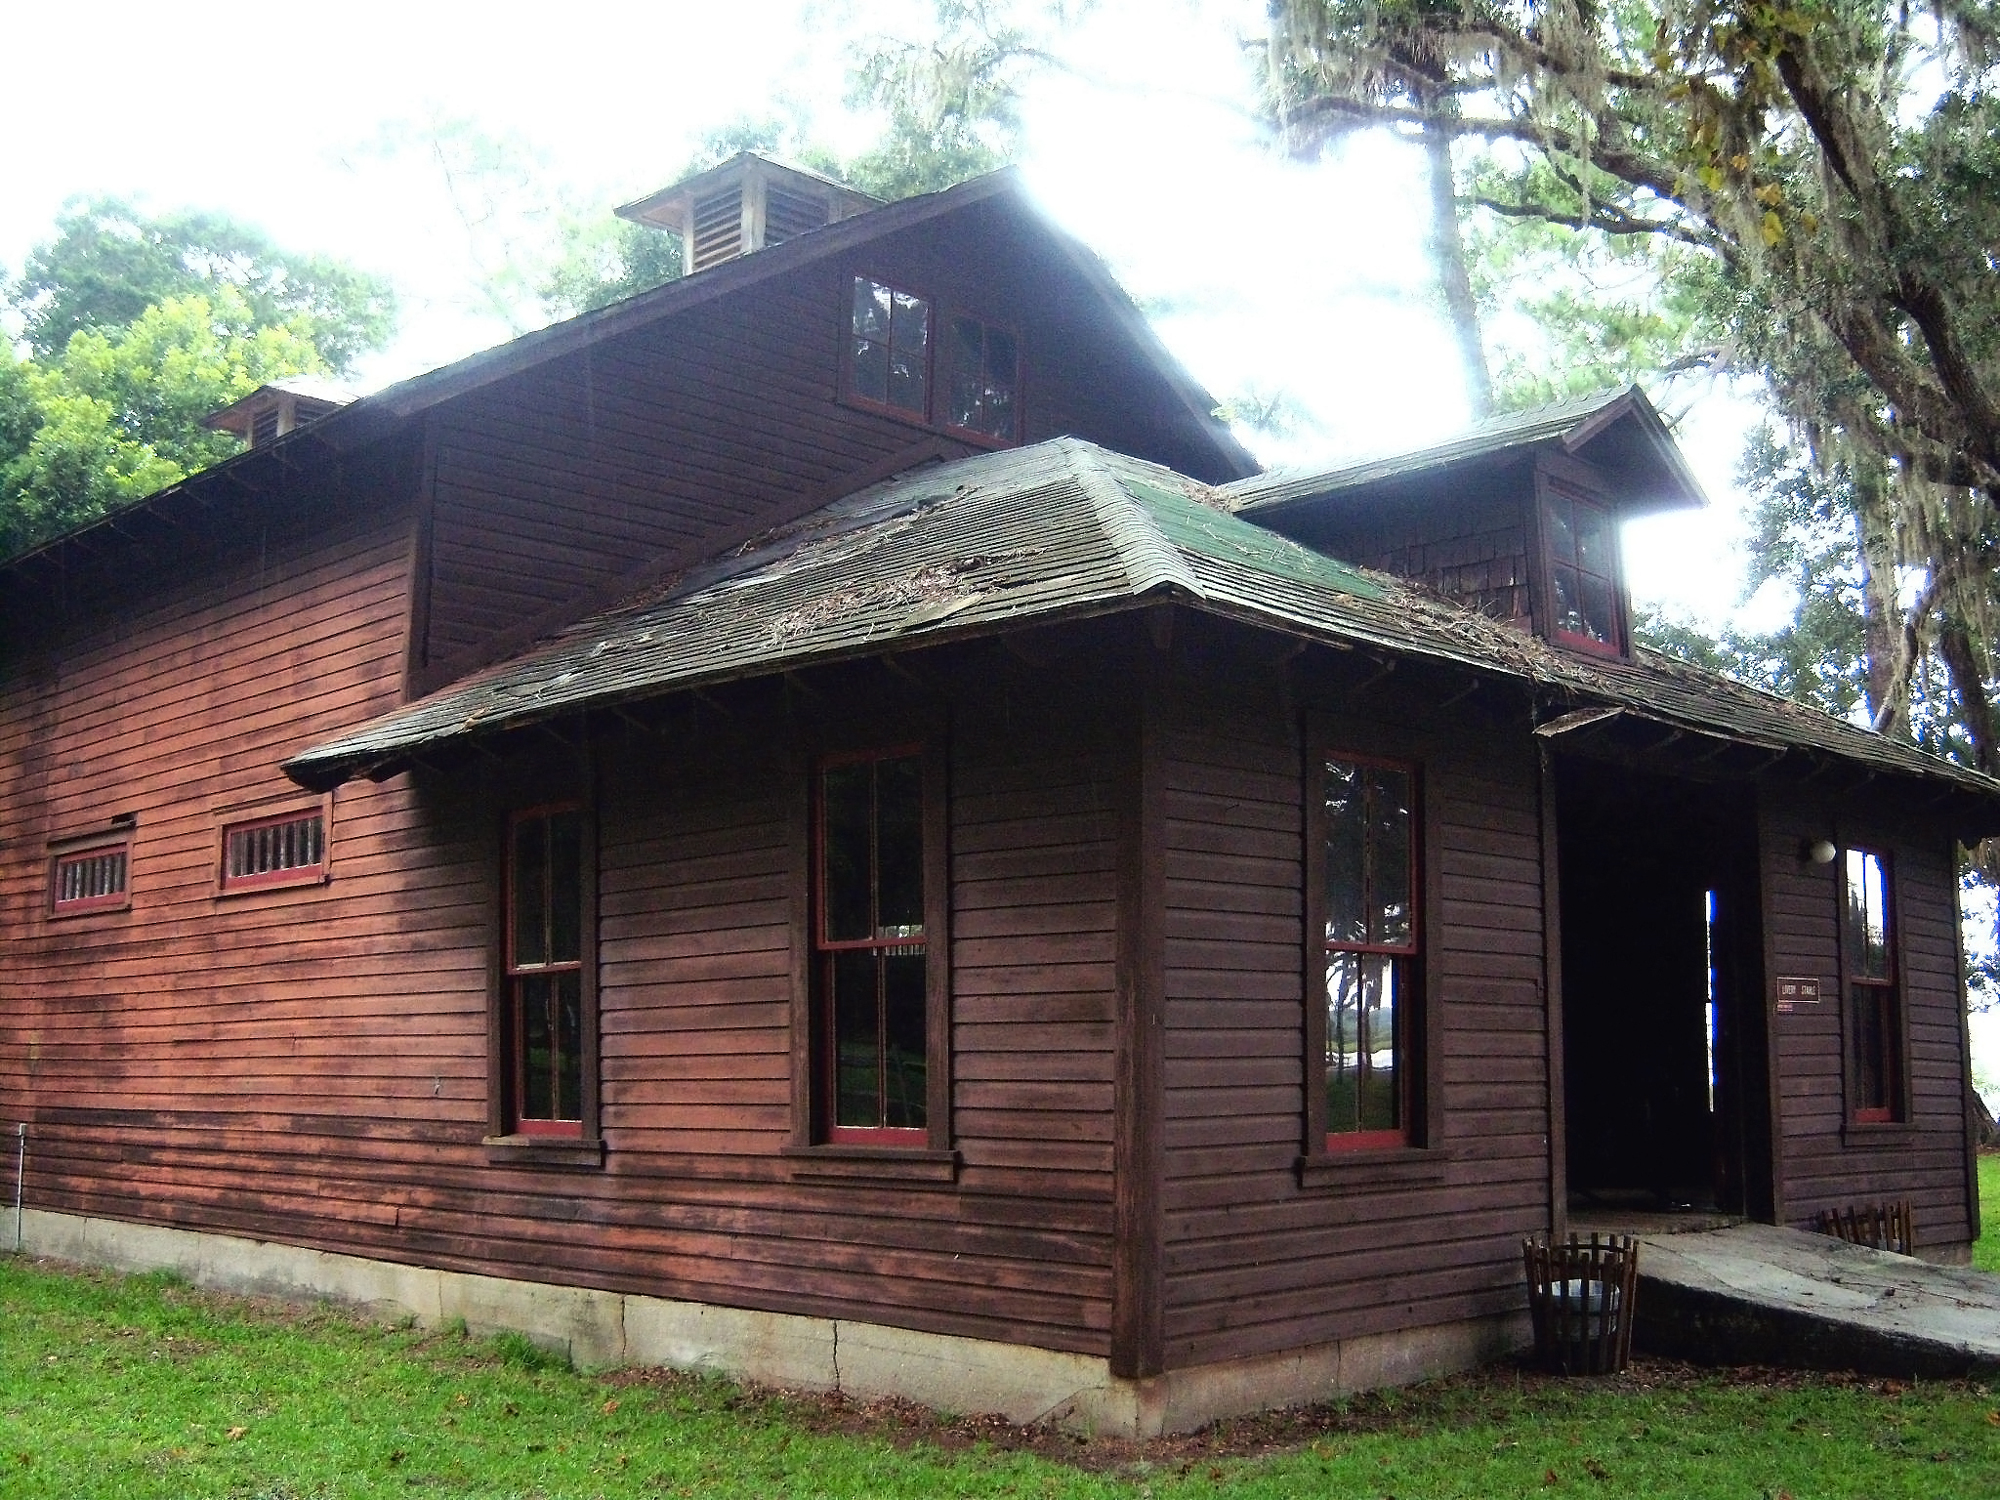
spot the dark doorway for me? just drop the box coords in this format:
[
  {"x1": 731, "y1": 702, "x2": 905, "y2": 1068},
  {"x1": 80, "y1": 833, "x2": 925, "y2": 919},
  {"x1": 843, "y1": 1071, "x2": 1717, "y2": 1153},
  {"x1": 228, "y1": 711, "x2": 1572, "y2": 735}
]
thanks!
[{"x1": 1556, "y1": 758, "x2": 1773, "y2": 1219}]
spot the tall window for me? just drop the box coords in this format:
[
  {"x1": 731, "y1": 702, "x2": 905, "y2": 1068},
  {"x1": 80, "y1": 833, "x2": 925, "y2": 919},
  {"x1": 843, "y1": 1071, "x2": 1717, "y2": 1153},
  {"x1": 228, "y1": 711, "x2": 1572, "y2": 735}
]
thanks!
[
  {"x1": 1543, "y1": 485, "x2": 1622, "y2": 653},
  {"x1": 1317, "y1": 756, "x2": 1418, "y2": 1149},
  {"x1": 1842, "y1": 847, "x2": 1901, "y2": 1123},
  {"x1": 817, "y1": 750, "x2": 929, "y2": 1144},
  {"x1": 945, "y1": 316, "x2": 1019, "y2": 442},
  {"x1": 507, "y1": 807, "x2": 587, "y2": 1136},
  {"x1": 850, "y1": 276, "x2": 930, "y2": 416}
]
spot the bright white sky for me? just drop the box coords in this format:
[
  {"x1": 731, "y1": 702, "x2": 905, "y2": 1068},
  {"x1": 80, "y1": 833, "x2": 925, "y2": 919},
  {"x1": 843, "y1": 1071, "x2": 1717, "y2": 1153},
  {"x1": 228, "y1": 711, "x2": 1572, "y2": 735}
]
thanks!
[{"x1": 1, "y1": 0, "x2": 1764, "y2": 624}]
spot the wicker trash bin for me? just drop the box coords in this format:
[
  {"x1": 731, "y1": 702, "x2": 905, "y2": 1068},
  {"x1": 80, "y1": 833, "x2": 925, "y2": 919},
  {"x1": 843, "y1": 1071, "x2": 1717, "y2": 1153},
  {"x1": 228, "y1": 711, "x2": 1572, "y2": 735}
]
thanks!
[{"x1": 1522, "y1": 1233, "x2": 1640, "y2": 1375}]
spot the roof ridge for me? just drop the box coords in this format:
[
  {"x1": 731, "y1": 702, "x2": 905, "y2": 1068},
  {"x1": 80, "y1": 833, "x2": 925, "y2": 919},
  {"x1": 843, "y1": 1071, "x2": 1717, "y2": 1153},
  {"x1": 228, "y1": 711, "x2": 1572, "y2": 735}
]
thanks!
[{"x1": 1063, "y1": 441, "x2": 1206, "y2": 601}]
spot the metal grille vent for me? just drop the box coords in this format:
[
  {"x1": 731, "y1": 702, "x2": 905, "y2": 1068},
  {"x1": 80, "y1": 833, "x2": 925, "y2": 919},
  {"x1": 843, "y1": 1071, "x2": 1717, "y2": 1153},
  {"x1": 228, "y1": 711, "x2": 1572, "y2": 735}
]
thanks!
[{"x1": 690, "y1": 187, "x2": 744, "y2": 271}]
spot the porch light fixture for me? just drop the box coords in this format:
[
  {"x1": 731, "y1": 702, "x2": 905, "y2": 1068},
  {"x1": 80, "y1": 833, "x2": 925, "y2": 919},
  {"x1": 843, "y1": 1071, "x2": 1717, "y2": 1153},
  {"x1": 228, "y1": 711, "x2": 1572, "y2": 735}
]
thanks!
[{"x1": 1804, "y1": 838, "x2": 1837, "y2": 866}]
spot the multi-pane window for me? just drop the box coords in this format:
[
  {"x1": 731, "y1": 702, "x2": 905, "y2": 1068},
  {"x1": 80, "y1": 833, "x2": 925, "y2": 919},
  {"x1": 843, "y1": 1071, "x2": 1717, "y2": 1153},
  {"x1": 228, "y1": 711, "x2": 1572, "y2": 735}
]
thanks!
[
  {"x1": 945, "y1": 316, "x2": 1019, "y2": 442},
  {"x1": 850, "y1": 276, "x2": 931, "y2": 416},
  {"x1": 1320, "y1": 756, "x2": 1417, "y2": 1147},
  {"x1": 1544, "y1": 485, "x2": 1622, "y2": 652},
  {"x1": 507, "y1": 807, "x2": 587, "y2": 1136},
  {"x1": 817, "y1": 750, "x2": 929, "y2": 1143},
  {"x1": 50, "y1": 840, "x2": 130, "y2": 915},
  {"x1": 1842, "y1": 847, "x2": 1901, "y2": 1123},
  {"x1": 220, "y1": 809, "x2": 326, "y2": 891}
]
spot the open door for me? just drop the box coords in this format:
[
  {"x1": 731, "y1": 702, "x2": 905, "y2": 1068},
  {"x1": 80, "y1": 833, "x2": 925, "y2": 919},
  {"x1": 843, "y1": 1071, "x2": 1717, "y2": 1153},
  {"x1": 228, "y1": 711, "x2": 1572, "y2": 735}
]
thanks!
[{"x1": 1556, "y1": 758, "x2": 1773, "y2": 1219}]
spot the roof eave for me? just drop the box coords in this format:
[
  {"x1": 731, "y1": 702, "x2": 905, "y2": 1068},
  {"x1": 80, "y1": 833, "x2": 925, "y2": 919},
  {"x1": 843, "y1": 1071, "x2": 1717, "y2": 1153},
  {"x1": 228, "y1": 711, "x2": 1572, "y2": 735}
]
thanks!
[{"x1": 282, "y1": 579, "x2": 1204, "y2": 791}]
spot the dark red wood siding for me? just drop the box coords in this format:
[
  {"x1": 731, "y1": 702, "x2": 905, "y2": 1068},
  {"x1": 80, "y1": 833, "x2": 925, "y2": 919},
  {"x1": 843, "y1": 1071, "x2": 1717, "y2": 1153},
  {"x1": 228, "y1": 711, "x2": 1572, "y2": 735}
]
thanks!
[
  {"x1": 0, "y1": 492, "x2": 430, "y2": 1231},
  {"x1": 1759, "y1": 784, "x2": 1975, "y2": 1250},
  {"x1": 421, "y1": 203, "x2": 1238, "y2": 685},
  {"x1": 1, "y1": 620, "x2": 1129, "y2": 1354},
  {"x1": 1155, "y1": 626, "x2": 1552, "y2": 1369}
]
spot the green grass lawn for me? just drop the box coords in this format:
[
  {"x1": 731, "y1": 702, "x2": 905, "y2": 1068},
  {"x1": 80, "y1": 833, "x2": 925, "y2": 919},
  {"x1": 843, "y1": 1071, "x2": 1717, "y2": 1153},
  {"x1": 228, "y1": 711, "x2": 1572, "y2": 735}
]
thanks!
[
  {"x1": 1, "y1": 1256, "x2": 1996, "y2": 1499},
  {"x1": 1977, "y1": 1151, "x2": 2000, "y2": 1273}
]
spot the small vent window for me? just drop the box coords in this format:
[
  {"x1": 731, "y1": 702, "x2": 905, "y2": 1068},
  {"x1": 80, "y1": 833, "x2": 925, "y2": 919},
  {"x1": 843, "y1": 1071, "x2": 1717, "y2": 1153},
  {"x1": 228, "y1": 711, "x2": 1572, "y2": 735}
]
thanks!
[
  {"x1": 250, "y1": 407, "x2": 280, "y2": 446},
  {"x1": 765, "y1": 187, "x2": 829, "y2": 245},
  {"x1": 221, "y1": 809, "x2": 327, "y2": 892},
  {"x1": 691, "y1": 187, "x2": 744, "y2": 272},
  {"x1": 51, "y1": 840, "x2": 131, "y2": 915}
]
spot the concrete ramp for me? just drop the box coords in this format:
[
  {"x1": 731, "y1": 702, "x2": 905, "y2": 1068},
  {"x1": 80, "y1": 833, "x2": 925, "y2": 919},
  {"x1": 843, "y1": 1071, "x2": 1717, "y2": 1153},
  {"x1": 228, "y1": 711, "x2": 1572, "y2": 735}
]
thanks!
[{"x1": 1633, "y1": 1223, "x2": 2000, "y2": 1380}]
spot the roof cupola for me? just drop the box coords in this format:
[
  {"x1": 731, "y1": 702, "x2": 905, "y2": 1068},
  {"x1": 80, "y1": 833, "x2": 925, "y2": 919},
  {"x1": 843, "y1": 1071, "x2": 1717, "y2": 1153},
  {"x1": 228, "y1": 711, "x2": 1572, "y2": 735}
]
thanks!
[
  {"x1": 615, "y1": 153, "x2": 880, "y2": 275},
  {"x1": 200, "y1": 375, "x2": 357, "y2": 448}
]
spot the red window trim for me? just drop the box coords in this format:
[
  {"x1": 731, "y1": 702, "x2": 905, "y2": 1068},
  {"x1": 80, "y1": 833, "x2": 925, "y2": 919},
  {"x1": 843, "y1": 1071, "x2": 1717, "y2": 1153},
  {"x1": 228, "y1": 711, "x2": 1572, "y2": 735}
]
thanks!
[
  {"x1": 49, "y1": 835, "x2": 133, "y2": 917},
  {"x1": 938, "y1": 312, "x2": 1023, "y2": 448},
  {"x1": 217, "y1": 802, "x2": 330, "y2": 894},
  {"x1": 505, "y1": 802, "x2": 588, "y2": 1140},
  {"x1": 1839, "y1": 843, "x2": 1902, "y2": 1127},
  {"x1": 812, "y1": 742, "x2": 940, "y2": 1149},
  {"x1": 838, "y1": 271, "x2": 1021, "y2": 451},
  {"x1": 1322, "y1": 1126, "x2": 1408, "y2": 1153},
  {"x1": 1538, "y1": 475, "x2": 1627, "y2": 658},
  {"x1": 843, "y1": 274, "x2": 934, "y2": 429},
  {"x1": 1311, "y1": 748, "x2": 1422, "y2": 1154}
]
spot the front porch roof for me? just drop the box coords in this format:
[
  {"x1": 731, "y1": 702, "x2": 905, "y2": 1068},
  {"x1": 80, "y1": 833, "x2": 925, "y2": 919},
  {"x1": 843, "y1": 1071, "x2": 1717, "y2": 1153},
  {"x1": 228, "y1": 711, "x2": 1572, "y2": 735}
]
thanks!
[{"x1": 284, "y1": 437, "x2": 2000, "y2": 822}]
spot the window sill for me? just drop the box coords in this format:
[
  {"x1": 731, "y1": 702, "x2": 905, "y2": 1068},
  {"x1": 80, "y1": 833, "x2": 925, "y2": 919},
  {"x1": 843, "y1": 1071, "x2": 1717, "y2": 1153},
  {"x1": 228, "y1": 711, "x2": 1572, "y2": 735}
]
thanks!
[
  {"x1": 781, "y1": 1144, "x2": 960, "y2": 1185},
  {"x1": 216, "y1": 872, "x2": 330, "y2": 898},
  {"x1": 833, "y1": 392, "x2": 1015, "y2": 451},
  {"x1": 1296, "y1": 1145, "x2": 1453, "y2": 1191},
  {"x1": 48, "y1": 900, "x2": 132, "y2": 920},
  {"x1": 482, "y1": 1134, "x2": 605, "y2": 1170},
  {"x1": 1841, "y1": 1120, "x2": 1917, "y2": 1148}
]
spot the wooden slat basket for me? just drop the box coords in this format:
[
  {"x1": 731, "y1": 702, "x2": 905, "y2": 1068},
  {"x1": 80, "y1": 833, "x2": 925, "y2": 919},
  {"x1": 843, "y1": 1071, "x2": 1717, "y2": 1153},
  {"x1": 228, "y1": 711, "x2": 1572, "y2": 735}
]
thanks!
[
  {"x1": 1522, "y1": 1233, "x2": 1640, "y2": 1376},
  {"x1": 1813, "y1": 1199, "x2": 1914, "y2": 1256}
]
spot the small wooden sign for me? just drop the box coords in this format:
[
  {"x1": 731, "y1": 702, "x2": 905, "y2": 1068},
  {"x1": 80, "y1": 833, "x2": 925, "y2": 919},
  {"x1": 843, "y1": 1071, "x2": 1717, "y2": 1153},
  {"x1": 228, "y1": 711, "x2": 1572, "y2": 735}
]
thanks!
[{"x1": 1775, "y1": 976, "x2": 1822, "y2": 1013}]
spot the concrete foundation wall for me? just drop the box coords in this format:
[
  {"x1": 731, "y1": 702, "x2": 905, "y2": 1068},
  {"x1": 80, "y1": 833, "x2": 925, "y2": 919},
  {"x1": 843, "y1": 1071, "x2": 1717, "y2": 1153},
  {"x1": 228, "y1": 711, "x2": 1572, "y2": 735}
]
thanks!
[{"x1": 15, "y1": 1208, "x2": 1521, "y2": 1437}]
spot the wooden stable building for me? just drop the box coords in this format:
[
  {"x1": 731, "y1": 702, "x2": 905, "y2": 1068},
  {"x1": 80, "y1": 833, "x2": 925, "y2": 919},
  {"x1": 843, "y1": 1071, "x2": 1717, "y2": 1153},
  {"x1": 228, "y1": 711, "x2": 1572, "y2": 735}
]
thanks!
[{"x1": 1, "y1": 157, "x2": 1990, "y2": 1433}]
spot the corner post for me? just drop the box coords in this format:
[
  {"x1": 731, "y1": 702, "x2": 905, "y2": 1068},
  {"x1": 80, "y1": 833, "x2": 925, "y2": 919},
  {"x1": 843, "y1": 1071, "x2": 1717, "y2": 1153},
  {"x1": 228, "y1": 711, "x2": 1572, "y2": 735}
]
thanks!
[{"x1": 1111, "y1": 629, "x2": 1167, "y2": 1379}]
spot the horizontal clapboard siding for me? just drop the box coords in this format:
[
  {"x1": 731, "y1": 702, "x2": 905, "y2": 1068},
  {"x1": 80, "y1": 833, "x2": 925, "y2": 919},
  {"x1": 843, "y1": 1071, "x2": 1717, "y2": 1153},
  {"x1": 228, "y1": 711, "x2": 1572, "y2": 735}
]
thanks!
[
  {"x1": 1761, "y1": 788, "x2": 1975, "y2": 1248},
  {"x1": 1157, "y1": 639, "x2": 1551, "y2": 1369},
  {"x1": 3, "y1": 618, "x2": 1127, "y2": 1355}
]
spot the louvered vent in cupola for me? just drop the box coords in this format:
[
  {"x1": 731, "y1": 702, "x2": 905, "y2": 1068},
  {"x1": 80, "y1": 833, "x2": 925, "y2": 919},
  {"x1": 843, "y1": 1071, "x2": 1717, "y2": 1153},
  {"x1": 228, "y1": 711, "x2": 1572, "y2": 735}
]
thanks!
[
  {"x1": 764, "y1": 186, "x2": 828, "y2": 246},
  {"x1": 690, "y1": 186, "x2": 746, "y2": 271},
  {"x1": 200, "y1": 376, "x2": 357, "y2": 449},
  {"x1": 616, "y1": 152, "x2": 881, "y2": 276}
]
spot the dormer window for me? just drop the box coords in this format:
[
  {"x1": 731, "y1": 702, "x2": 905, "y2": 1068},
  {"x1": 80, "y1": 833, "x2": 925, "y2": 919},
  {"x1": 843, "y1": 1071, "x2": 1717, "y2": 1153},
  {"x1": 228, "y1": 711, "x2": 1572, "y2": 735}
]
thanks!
[
  {"x1": 1541, "y1": 480, "x2": 1624, "y2": 655},
  {"x1": 844, "y1": 277, "x2": 1021, "y2": 446},
  {"x1": 945, "y1": 317, "x2": 1019, "y2": 442},
  {"x1": 851, "y1": 276, "x2": 931, "y2": 416}
]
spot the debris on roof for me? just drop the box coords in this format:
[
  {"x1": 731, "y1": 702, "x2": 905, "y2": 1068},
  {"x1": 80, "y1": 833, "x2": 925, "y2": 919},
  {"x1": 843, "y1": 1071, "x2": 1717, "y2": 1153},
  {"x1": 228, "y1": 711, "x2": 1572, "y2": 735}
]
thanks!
[{"x1": 284, "y1": 435, "x2": 1999, "y2": 810}]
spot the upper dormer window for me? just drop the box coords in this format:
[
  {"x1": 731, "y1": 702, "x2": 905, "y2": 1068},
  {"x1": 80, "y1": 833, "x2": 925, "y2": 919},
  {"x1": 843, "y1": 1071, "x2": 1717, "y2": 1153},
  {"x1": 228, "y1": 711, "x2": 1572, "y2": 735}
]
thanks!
[
  {"x1": 945, "y1": 317, "x2": 1019, "y2": 442},
  {"x1": 851, "y1": 276, "x2": 931, "y2": 416},
  {"x1": 1542, "y1": 481, "x2": 1624, "y2": 655},
  {"x1": 846, "y1": 276, "x2": 1020, "y2": 446}
]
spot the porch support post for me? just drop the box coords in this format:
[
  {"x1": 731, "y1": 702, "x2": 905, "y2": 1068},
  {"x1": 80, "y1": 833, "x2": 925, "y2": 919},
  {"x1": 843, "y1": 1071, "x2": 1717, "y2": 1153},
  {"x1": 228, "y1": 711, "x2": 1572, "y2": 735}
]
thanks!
[
  {"x1": 1111, "y1": 636, "x2": 1166, "y2": 1379},
  {"x1": 1537, "y1": 744, "x2": 1568, "y2": 1238}
]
